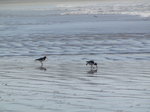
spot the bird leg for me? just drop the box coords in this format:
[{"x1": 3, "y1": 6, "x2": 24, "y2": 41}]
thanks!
[
  {"x1": 40, "y1": 62, "x2": 43, "y2": 67},
  {"x1": 95, "y1": 65, "x2": 98, "y2": 69}
]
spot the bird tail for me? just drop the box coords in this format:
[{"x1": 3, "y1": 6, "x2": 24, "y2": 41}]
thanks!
[
  {"x1": 86, "y1": 61, "x2": 88, "y2": 65},
  {"x1": 35, "y1": 59, "x2": 38, "y2": 61}
]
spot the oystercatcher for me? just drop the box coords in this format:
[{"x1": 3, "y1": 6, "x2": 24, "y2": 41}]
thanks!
[
  {"x1": 35, "y1": 56, "x2": 47, "y2": 67},
  {"x1": 86, "y1": 60, "x2": 98, "y2": 69}
]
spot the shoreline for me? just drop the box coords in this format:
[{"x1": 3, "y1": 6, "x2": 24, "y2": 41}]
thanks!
[{"x1": 0, "y1": 12, "x2": 150, "y2": 36}]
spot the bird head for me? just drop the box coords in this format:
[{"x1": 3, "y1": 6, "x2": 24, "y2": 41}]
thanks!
[
  {"x1": 94, "y1": 63, "x2": 98, "y2": 68},
  {"x1": 44, "y1": 56, "x2": 47, "y2": 60}
]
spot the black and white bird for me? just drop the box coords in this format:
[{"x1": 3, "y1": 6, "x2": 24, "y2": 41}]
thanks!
[
  {"x1": 35, "y1": 56, "x2": 47, "y2": 67},
  {"x1": 86, "y1": 60, "x2": 98, "y2": 69}
]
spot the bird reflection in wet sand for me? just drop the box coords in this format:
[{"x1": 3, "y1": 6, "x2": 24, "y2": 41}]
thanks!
[
  {"x1": 87, "y1": 69, "x2": 97, "y2": 74},
  {"x1": 37, "y1": 66, "x2": 47, "y2": 71}
]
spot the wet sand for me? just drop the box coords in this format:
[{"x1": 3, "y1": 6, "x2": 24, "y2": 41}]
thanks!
[
  {"x1": 0, "y1": 55, "x2": 150, "y2": 112},
  {"x1": 0, "y1": 1, "x2": 150, "y2": 111}
]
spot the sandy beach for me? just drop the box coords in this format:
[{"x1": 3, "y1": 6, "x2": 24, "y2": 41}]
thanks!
[
  {"x1": 0, "y1": 55, "x2": 150, "y2": 112},
  {"x1": 0, "y1": 0, "x2": 150, "y2": 112}
]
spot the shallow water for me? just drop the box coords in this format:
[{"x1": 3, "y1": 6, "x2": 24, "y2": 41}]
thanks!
[{"x1": 0, "y1": 0, "x2": 150, "y2": 17}]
